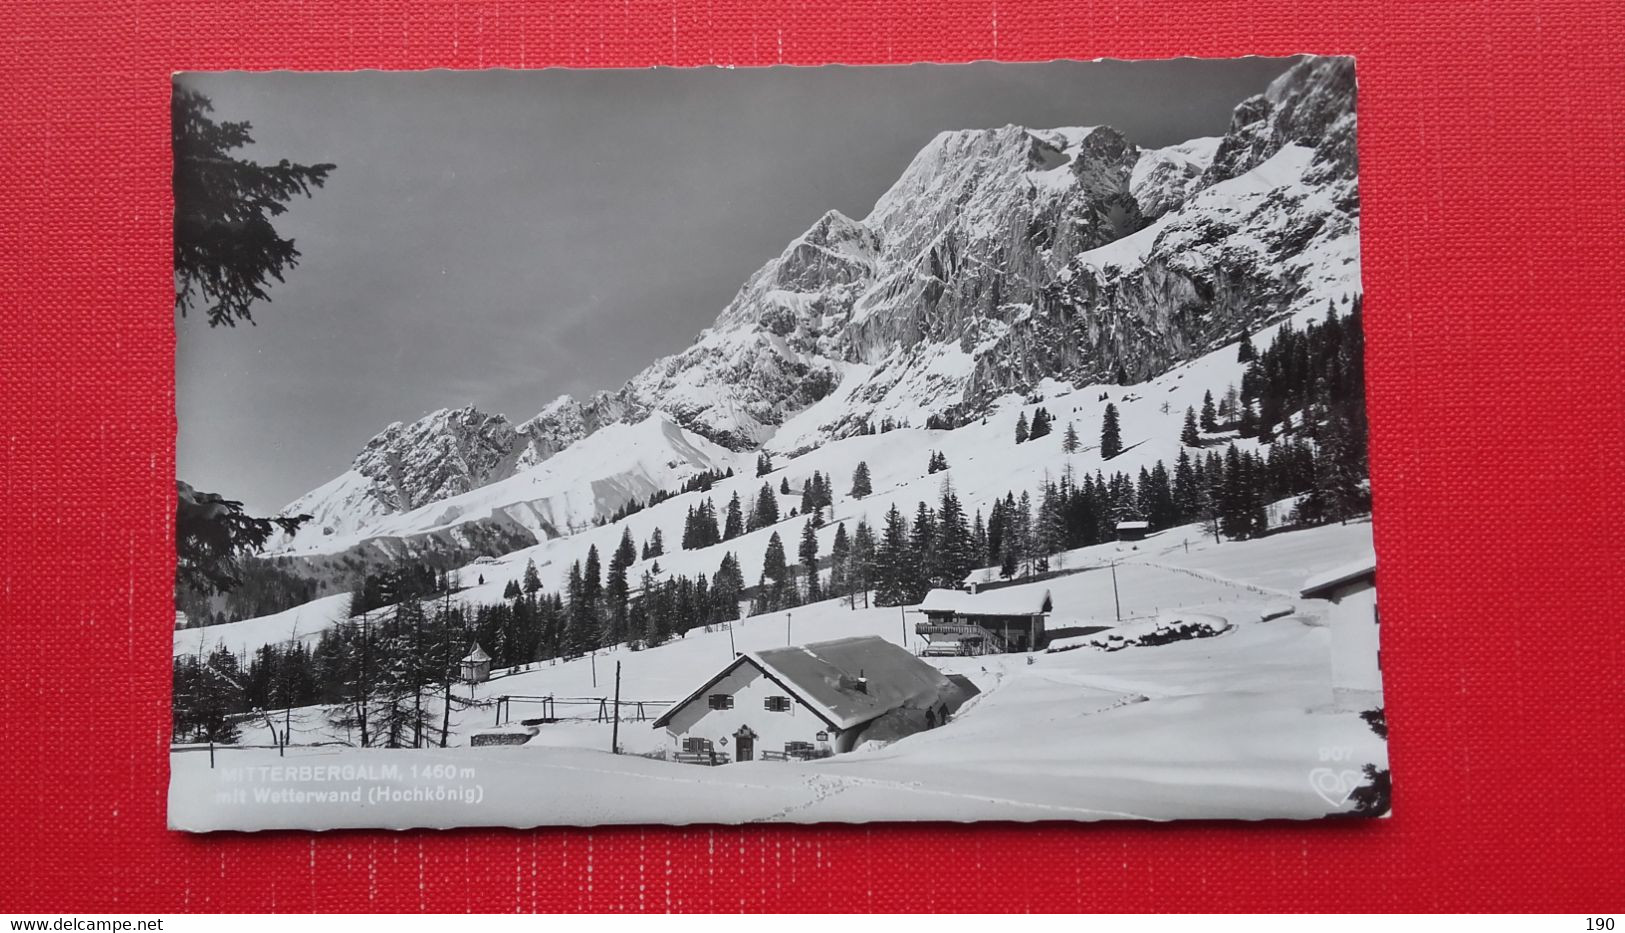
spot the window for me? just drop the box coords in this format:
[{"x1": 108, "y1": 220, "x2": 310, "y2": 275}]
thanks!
[
  {"x1": 784, "y1": 741, "x2": 814, "y2": 759},
  {"x1": 764, "y1": 695, "x2": 791, "y2": 712},
  {"x1": 683, "y1": 737, "x2": 713, "y2": 753},
  {"x1": 707, "y1": 694, "x2": 733, "y2": 710}
]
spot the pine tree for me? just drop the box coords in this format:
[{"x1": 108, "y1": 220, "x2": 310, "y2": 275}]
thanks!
[
  {"x1": 829, "y1": 522, "x2": 850, "y2": 599},
  {"x1": 756, "y1": 452, "x2": 773, "y2": 476},
  {"x1": 681, "y1": 505, "x2": 699, "y2": 550},
  {"x1": 581, "y1": 545, "x2": 603, "y2": 646},
  {"x1": 1029, "y1": 407, "x2": 1052, "y2": 440},
  {"x1": 933, "y1": 480, "x2": 973, "y2": 587},
  {"x1": 172, "y1": 90, "x2": 336, "y2": 327},
  {"x1": 1181, "y1": 407, "x2": 1201, "y2": 447},
  {"x1": 971, "y1": 510, "x2": 989, "y2": 567},
  {"x1": 1238, "y1": 399, "x2": 1259, "y2": 438},
  {"x1": 799, "y1": 519, "x2": 821, "y2": 603},
  {"x1": 1200, "y1": 390, "x2": 1219, "y2": 432},
  {"x1": 850, "y1": 521, "x2": 876, "y2": 609},
  {"x1": 1238, "y1": 330, "x2": 1256, "y2": 362},
  {"x1": 748, "y1": 482, "x2": 780, "y2": 531},
  {"x1": 648, "y1": 526, "x2": 665, "y2": 557},
  {"x1": 850, "y1": 461, "x2": 873, "y2": 498},
  {"x1": 908, "y1": 502, "x2": 937, "y2": 601},
  {"x1": 1223, "y1": 385, "x2": 1240, "y2": 423},
  {"x1": 711, "y1": 552, "x2": 745, "y2": 624},
  {"x1": 701, "y1": 499, "x2": 720, "y2": 546},
  {"x1": 327, "y1": 612, "x2": 376, "y2": 747},
  {"x1": 187, "y1": 644, "x2": 246, "y2": 744},
  {"x1": 1015, "y1": 412, "x2": 1030, "y2": 444},
  {"x1": 1146, "y1": 460, "x2": 1176, "y2": 530},
  {"x1": 564, "y1": 561, "x2": 586, "y2": 654},
  {"x1": 1220, "y1": 443, "x2": 1251, "y2": 540},
  {"x1": 1100, "y1": 403, "x2": 1123, "y2": 459},
  {"x1": 757, "y1": 532, "x2": 790, "y2": 613},
  {"x1": 722, "y1": 493, "x2": 744, "y2": 540},
  {"x1": 874, "y1": 504, "x2": 910, "y2": 606},
  {"x1": 1063, "y1": 421, "x2": 1080, "y2": 453},
  {"x1": 1173, "y1": 449, "x2": 1200, "y2": 523},
  {"x1": 1014, "y1": 491, "x2": 1036, "y2": 576},
  {"x1": 634, "y1": 570, "x2": 659, "y2": 646},
  {"x1": 605, "y1": 527, "x2": 636, "y2": 647}
]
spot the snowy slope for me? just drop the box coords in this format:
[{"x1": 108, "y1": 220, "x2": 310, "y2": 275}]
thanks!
[
  {"x1": 213, "y1": 299, "x2": 1353, "y2": 663},
  {"x1": 172, "y1": 521, "x2": 1382, "y2": 829},
  {"x1": 275, "y1": 413, "x2": 739, "y2": 556},
  {"x1": 439, "y1": 310, "x2": 1331, "y2": 608},
  {"x1": 173, "y1": 593, "x2": 351, "y2": 659}
]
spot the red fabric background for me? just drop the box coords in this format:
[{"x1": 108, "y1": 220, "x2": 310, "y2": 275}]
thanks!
[{"x1": 1, "y1": 0, "x2": 1621, "y2": 913}]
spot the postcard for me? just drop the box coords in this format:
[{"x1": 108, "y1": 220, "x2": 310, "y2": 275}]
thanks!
[{"x1": 170, "y1": 56, "x2": 1386, "y2": 830}]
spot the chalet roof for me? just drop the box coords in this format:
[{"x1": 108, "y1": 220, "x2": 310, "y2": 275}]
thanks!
[
  {"x1": 1115, "y1": 520, "x2": 1151, "y2": 530},
  {"x1": 653, "y1": 635, "x2": 965, "y2": 732},
  {"x1": 461, "y1": 643, "x2": 492, "y2": 664},
  {"x1": 1300, "y1": 552, "x2": 1378, "y2": 599},
  {"x1": 917, "y1": 587, "x2": 1053, "y2": 616}
]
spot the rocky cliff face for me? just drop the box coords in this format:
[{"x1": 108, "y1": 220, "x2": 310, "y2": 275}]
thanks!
[
  {"x1": 352, "y1": 406, "x2": 520, "y2": 512},
  {"x1": 277, "y1": 55, "x2": 1359, "y2": 544},
  {"x1": 1131, "y1": 136, "x2": 1222, "y2": 220},
  {"x1": 523, "y1": 56, "x2": 1358, "y2": 451},
  {"x1": 1201, "y1": 55, "x2": 1359, "y2": 187}
]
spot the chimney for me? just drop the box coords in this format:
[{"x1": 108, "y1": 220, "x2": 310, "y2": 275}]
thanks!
[{"x1": 855, "y1": 669, "x2": 868, "y2": 694}]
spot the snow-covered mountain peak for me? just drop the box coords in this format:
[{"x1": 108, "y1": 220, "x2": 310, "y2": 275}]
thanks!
[
  {"x1": 349, "y1": 404, "x2": 519, "y2": 513},
  {"x1": 1201, "y1": 56, "x2": 1357, "y2": 188},
  {"x1": 272, "y1": 56, "x2": 1360, "y2": 561},
  {"x1": 1130, "y1": 136, "x2": 1222, "y2": 219}
]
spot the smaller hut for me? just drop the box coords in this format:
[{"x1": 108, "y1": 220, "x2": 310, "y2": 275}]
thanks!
[
  {"x1": 1115, "y1": 520, "x2": 1150, "y2": 541},
  {"x1": 460, "y1": 642, "x2": 492, "y2": 684}
]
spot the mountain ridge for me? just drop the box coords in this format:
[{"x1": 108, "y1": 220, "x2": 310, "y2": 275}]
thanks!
[{"x1": 272, "y1": 55, "x2": 1359, "y2": 558}]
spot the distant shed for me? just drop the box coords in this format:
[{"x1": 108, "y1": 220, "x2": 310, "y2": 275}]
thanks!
[{"x1": 1115, "y1": 520, "x2": 1151, "y2": 541}]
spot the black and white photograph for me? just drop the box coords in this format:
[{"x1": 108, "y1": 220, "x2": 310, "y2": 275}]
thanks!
[{"x1": 171, "y1": 55, "x2": 1385, "y2": 831}]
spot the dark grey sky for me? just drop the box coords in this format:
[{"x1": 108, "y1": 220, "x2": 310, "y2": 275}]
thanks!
[{"x1": 176, "y1": 58, "x2": 1298, "y2": 513}]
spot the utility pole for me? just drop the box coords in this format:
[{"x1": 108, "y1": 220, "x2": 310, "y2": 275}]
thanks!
[
  {"x1": 728, "y1": 621, "x2": 736, "y2": 657},
  {"x1": 591, "y1": 650, "x2": 597, "y2": 689},
  {"x1": 786, "y1": 612, "x2": 792, "y2": 646},
  {"x1": 1111, "y1": 560, "x2": 1122, "y2": 622},
  {"x1": 899, "y1": 605, "x2": 908, "y2": 648},
  {"x1": 611, "y1": 661, "x2": 622, "y2": 755}
]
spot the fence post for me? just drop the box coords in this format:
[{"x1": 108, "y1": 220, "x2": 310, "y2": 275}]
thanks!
[{"x1": 611, "y1": 662, "x2": 622, "y2": 755}]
